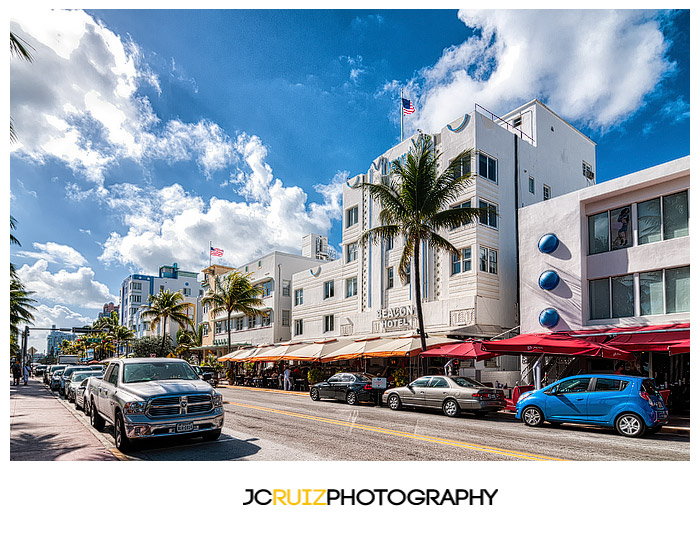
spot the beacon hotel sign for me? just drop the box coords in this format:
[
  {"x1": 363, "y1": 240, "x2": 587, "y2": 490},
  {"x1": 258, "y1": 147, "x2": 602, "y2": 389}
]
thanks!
[{"x1": 373, "y1": 305, "x2": 417, "y2": 333}]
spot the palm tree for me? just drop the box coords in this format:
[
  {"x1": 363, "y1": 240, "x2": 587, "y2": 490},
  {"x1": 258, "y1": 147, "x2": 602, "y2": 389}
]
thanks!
[
  {"x1": 10, "y1": 276, "x2": 36, "y2": 350},
  {"x1": 11, "y1": 31, "x2": 34, "y2": 144},
  {"x1": 175, "y1": 322, "x2": 204, "y2": 361},
  {"x1": 360, "y1": 135, "x2": 482, "y2": 354},
  {"x1": 201, "y1": 271, "x2": 265, "y2": 355},
  {"x1": 113, "y1": 325, "x2": 135, "y2": 357},
  {"x1": 139, "y1": 289, "x2": 193, "y2": 356}
]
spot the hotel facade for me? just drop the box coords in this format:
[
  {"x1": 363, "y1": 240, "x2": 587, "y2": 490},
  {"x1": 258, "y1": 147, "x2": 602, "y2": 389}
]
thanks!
[{"x1": 291, "y1": 100, "x2": 598, "y2": 383}]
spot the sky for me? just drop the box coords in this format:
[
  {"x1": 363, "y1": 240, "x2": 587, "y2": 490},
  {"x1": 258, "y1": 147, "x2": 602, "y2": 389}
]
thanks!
[{"x1": 9, "y1": 8, "x2": 691, "y2": 352}]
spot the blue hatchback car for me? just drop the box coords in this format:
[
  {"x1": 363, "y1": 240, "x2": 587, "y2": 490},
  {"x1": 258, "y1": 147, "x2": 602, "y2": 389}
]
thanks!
[{"x1": 515, "y1": 374, "x2": 668, "y2": 437}]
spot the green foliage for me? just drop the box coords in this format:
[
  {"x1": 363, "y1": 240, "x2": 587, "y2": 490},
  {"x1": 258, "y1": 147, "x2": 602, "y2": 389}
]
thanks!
[
  {"x1": 307, "y1": 368, "x2": 324, "y2": 384},
  {"x1": 131, "y1": 336, "x2": 174, "y2": 358},
  {"x1": 393, "y1": 367, "x2": 409, "y2": 387}
]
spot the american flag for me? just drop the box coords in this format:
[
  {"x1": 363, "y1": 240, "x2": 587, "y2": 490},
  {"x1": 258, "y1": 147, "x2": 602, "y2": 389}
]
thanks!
[
  {"x1": 402, "y1": 97, "x2": 415, "y2": 115},
  {"x1": 210, "y1": 246, "x2": 224, "y2": 257}
]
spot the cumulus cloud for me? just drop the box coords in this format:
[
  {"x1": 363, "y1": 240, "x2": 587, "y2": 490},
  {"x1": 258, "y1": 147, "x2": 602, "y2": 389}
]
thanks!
[
  {"x1": 98, "y1": 135, "x2": 346, "y2": 273},
  {"x1": 10, "y1": 10, "x2": 236, "y2": 189},
  {"x1": 16, "y1": 260, "x2": 117, "y2": 309},
  {"x1": 16, "y1": 242, "x2": 88, "y2": 268},
  {"x1": 24, "y1": 304, "x2": 95, "y2": 353},
  {"x1": 405, "y1": 10, "x2": 676, "y2": 133}
]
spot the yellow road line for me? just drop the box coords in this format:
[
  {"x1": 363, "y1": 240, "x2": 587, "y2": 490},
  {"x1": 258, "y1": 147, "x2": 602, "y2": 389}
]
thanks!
[
  {"x1": 221, "y1": 385, "x2": 308, "y2": 396},
  {"x1": 227, "y1": 401, "x2": 567, "y2": 461}
]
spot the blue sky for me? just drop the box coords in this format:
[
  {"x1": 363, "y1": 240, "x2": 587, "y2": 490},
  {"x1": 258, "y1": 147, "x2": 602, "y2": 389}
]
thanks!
[{"x1": 9, "y1": 9, "x2": 690, "y2": 351}]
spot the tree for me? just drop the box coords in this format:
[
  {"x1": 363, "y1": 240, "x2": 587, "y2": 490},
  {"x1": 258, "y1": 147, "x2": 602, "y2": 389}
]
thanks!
[
  {"x1": 10, "y1": 31, "x2": 34, "y2": 144},
  {"x1": 132, "y1": 335, "x2": 174, "y2": 358},
  {"x1": 359, "y1": 135, "x2": 482, "y2": 355},
  {"x1": 175, "y1": 321, "x2": 204, "y2": 361},
  {"x1": 10, "y1": 217, "x2": 36, "y2": 356},
  {"x1": 201, "y1": 271, "x2": 265, "y2": 355},
  {"x1": 139, "y1": 289, "x2": 193, "y2": 356}
]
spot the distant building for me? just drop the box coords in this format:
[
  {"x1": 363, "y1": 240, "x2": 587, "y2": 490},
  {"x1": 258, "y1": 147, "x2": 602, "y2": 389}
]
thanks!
[
  {"x1": 98, "y1": 302, "x2": 119, "y2": 319},
  {"x1": 46, "y1": 325, "x2": 76, "y2": 356},
  {"x1": 119, "y1": 263, "x2": 203, "y2": 342}
]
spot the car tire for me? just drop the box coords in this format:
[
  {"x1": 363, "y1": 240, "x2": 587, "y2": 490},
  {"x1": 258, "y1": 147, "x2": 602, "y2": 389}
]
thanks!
[
  {"x1": 310, "y1": 387, "x2": 320, "y2": 401},
  {"x1": 522, "y1": 405, "x2": 544, "y2": 427},
  {"x1": 615, "y1": 413, "x2": 646, "y2": 438},
  {"x1": 442, "y1": 398, "x2": 461, "y2": 418},
  {"x1": 387, "y1": 393, "x2": 402, "y2": 411},
  {"x1": 114, "y1": 412, "x2": 132, "y2": 452},
  {"x1": 82, "y1": 398, "x2": 89, "y2": 415},
  {"x1": 202, "y1": 429, "x2": 222, "y2": 441},
  {"x1": 89, "y1": 399, "x2": 105, "y2": 431},
  {"x1": 345, "y1": 390, "x2": 358, "y2": 405}
]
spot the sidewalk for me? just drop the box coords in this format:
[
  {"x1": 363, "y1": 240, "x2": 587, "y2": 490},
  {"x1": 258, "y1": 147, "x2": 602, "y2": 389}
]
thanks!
[{"x1": 10, "y1": 376, "x2": 118, "y2": 461}]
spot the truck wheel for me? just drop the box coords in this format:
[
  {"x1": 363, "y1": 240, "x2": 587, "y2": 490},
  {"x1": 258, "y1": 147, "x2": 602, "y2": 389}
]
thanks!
[
  {"x1": 89, "y1": 399, "x2": 105, "y2": 431},
  {"x1": 202, "y1": 429, "x2": 222, "y2": 441},
  {"x1": 114, "y1": 412, "x2": 132, "y2": 452}
]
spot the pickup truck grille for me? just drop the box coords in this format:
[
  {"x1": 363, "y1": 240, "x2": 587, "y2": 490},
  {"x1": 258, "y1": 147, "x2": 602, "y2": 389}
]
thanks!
[{"x1": 146, "y1": 394, "x2": 213, "y2": 417}]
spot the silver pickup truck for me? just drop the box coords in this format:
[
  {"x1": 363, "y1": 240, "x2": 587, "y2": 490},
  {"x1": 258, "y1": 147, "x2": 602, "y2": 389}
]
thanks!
[{"x1": 87, "y1": 358, "x2": 224, "y2": 452}]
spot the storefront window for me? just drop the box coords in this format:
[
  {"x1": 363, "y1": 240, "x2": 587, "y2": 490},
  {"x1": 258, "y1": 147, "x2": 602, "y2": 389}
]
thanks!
[
  {"x1": 662, "y1": 191, "x2": 689, "y2": 240},
  {"x1": 588, "y1": 212, "x2": 609, "y2": 254},
  {"x1": 665, "y1": 266, "x2": 690, "y2": 313},
  {"x1": 589, "y1": 278, "x2": 610, "y2": 320},
  {"x1": 637, "y1": 198, "x2": 661, "y2": 245},
  {"x1": 610, "y1": 206, "x2": 632, "y2": 250},
  {"x1": 611, "y1": 275, "x2": 634, "y2": 318},
  {"x1": 639, "y1": 270, "x2": 664, "y2": 316}
]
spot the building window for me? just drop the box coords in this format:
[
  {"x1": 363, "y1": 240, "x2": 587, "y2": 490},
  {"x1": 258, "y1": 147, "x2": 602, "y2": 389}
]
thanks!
[
  {"x1": 323, "y1": 315, "x2": 335, "y2": 333},
  {"x1": 639, "y1": 270, "x2": 664, "y2": 316},
  {"x1": 452, "y1": 154, "x2": 471, "y2": 177},
  {"x1": 583, "y1": 161, "x2": 594, "y2": 180},
  {"x1": 235, "y1": 317, "x2": 244, "y2": 331},
  {"x1": 282, "y1": 280, "x2": 291, "y2": 297},
  {"x1": 294, "y1": 289, "x2": 303, "y2": 306},
  {"x1": 130, "y1": 282, "x2": 142, "y2": 290},
  {"x1": 346, "y1": 277, "x2": 358, "y2": 298},
  {"x1": 610, "y1": 206, "x2": 631, "y2": 250},
  {"x1": 294, "y1": 319, "x2": 303, "y2": 336},
  {"x1": 260, "y1": 280, "x2": 273, "y2": 298},
  {"x1": 182, "y1": 287, "x2": 191, "y2": 296},
  {"x1": 478, "y1": 153, "x2": 497, "y2": 182},
  {"x1": 386, "y1": 235, "x2": 393, "y2": 251},
  {"x1": 543, "y1": 184, "x2": 551, "y2": 200},
  {"x1": 665, "y1": 266, "x2": 690, "y2": 314},
  {"x1": 450, "y1": 200, "x2": 472, "y2": 230},
  {"x1": 248, "y1": 316, "x2": 256, "y2": 329},
  {"x1": 346, "y1": 241, "x2": 358, "y2": 262},
  {"x1": 662, "y1": 191, "x2": 689, "y2": 240},
  {"x1": 261, "y1": 312, "x2": 272, "y2": 327},
  {"x1": 386, "y1": 267, "x2": 394, "y2": 289},
  {"x1": 589, "y1": 275, "x2": 635, "y2": 320},
  {"x1": 479, "y1": 200, "x2": 498, "y2": 228},
  {"x1": 281, "y1": 310, "x2": 290, "y2": 327},
  {"x1": 323, "y1": 280, "x2": 334, "y2": 299},
  {"x1": 528, "y1": 176, "x2": 535, "y2": 194},
  {"x1": 130, "y1": 295, "x2": 141, "y2": 303},
  {"x1": 637, "y1": 198, "x2": 661, "y2": 245},
  {"x1": 202, "y1": 323, "x2": 209, "y2": 336},
  {"x1": 462, "y1": 247, "x2": 472, "y2": 272},
  {"x1": 346, "y1": 205, "x2": 359, "y2": 228},
  {"x1": 589, "y1": 278, "x2": 611, "y2": 320},
  {"x1": 215, "y1": 321, "x2": 225, "y2": 334},
  {"x1": 479, "y1": 247, "x2": 498, "y2": 274},
  {"x1": 588, "y1": 211, "x2": 610, "y2": 255},
  {"x1": 451, "y1": 252, "x2": 462, "y2": 275}
]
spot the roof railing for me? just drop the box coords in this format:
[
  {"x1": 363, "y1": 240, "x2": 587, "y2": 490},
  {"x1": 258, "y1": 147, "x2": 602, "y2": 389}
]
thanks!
[{"x1": 474, "y1": 103, "x2": 535, "y2": 143}]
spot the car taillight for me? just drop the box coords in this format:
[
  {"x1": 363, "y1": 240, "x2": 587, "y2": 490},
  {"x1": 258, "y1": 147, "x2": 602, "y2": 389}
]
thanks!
[
  {"x1": 363, "y1": 384, "x2": 373, "y2": 391},
  {"x1": 472, "y1": 392, "x2": 488, "y2": 398},
  {"x1": 639, "y1": 391, "x2": 654, "y2": 406}
]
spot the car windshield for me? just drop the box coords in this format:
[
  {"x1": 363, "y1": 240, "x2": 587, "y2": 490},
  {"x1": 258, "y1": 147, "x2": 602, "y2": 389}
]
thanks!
[
  {"x1": 72, "y1": 372, "x2": 101, "y2": 383},
  {"x1": 122, "y1": 362, "x2": 199, "y2": 383},
  {"x1": 452, "y1": 377, "x2": 484, "y2": 388},
  {"x1": 353, "y1": 374, "x2": 371, "y2": 382}
]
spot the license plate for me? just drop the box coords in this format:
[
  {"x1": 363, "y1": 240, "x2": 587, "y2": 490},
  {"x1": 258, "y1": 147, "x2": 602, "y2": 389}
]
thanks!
[
  {"x1": 657, "y1": 411, "x2": 668, "y2": 419},
  {"x1": 176, "y1": 422, "x2": 194, "y2": 433}
]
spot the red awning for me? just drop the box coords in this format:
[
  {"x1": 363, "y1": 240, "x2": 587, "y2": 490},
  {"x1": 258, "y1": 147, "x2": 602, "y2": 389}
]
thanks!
[
  {"x1": 421, "y1": 340, "x2": 498, "y2": 361},
  {"x1": 604, "y1": 330, "x2": 689, "y2": 352},
  {"x1": 481, "y1": 332, "x2": 635, "y2": 360},
  {"x1": 668, "y1": 340, "x2": 690, "y2": 355}
]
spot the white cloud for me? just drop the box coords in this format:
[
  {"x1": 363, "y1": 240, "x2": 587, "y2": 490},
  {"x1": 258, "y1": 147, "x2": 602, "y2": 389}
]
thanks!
[
  {"x1": 16, "y1": 260, "x2": 117, "y2": 309},
  {"x1": 24, "y1": 304, "x2": 95, "y2": 354},
  {"x1": 16, "y1": 242, "x2": 88, "y2": 268},
  {"x1": 406, "y1": 10, "x2": 675, "y2": 133},
  {"x1": 98, "y1": 135, "x2": 346, "y2": 274}
]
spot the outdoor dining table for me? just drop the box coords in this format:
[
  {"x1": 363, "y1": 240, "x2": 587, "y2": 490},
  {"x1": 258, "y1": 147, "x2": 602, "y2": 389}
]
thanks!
[
  {"x1": 294, "y1": 378, "x2": 307, "y2": 391},
  {"x1": 252, "y1": 377, "x2": 264, "y2": 387},
  {"x1": 266, "y1": 377, "x2": 278, "y2": 389}
]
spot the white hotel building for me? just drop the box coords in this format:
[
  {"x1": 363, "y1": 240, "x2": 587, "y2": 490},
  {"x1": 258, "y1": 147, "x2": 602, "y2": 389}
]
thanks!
[{"x1": 291, "y1": 100, "x2": 597, "y2": 381}]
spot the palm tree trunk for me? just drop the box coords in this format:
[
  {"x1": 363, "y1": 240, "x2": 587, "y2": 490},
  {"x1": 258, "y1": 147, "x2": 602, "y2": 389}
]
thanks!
[
  {"x1": 413, "y1": 240, "x2": 427, "y2": 361},
  {"x1": 227, "y1": 312, "x2": 232, "y2": 355},
  {"x1": 161, "y1": 315, "x2": 168, "y2": 356}
]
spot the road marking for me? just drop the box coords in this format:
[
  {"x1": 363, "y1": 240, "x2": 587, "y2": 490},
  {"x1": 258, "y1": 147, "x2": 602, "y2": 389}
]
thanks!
[
  {"x1": 227, "y1": 401, "x2": 568, "y2": 461},
  {"x1": 222, "y1": 385, "x2": 308, "y2": 396}
]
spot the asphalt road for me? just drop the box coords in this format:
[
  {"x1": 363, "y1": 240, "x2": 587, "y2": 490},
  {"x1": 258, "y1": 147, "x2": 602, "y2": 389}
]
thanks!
[{"x1": 74, "y1": 385, "x2": 690, "y2": 462}]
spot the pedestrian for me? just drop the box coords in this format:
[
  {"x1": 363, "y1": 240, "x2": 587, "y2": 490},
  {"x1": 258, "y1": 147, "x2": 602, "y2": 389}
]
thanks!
[
  {"x1": 23, "y1": 363, "x2": 31, "y2": 385},
  {"x1": 614, "y1": 362, "x2": 625, "y2": 375},
  {"x1": 444, "y1": 358, "x2": 457, "y2": 376},
  {"x1": 283, "y1": 366, "x2": 293, "y2": 391},
  {"x1": 12, "y1": 362, "x2": 22, "y2": 386}
]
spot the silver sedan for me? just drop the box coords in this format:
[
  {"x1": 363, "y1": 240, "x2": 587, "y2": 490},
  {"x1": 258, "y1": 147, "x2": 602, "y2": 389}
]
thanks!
[{"x1": 382, "y1": 375, "x2": 506, "y2": 417}]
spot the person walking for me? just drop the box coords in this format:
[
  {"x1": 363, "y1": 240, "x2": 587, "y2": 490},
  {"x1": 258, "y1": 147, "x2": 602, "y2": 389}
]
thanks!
[
  {"x1": 444, "y1": 358, "x2": 457, "y2": 376},
  {"x1": 12, "y1": 362, "x2": 22, "y2": 386},
  {"x1": 23, "y1": 362, "x2": 31, "y2": 385},
  {"x1": 283, "y1": 366, "x2": 293, "y2": 391}
]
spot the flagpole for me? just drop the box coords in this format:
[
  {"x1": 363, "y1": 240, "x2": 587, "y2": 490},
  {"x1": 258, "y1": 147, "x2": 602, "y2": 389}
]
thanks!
[
  {"x1": 209, "y1": 240, "x2": 212, "y2": 268},
  {"x1": 400, "y1": 88, "x2": 404, "y2": 142}
]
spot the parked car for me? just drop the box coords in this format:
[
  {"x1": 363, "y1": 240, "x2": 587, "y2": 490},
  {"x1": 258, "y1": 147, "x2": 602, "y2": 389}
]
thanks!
[
  {"x1": 33, "y1": 364, "x2": 47, "y2": 377},
  {"x1": 50, "y1": 369, "x2": 65, "y2": 391},
  {"x1": 382, "y1": 375, "x2": 506, "y2": 417},
  {"x1": 44, "y1": 365, "x2": 66, "y2": 385},
  {"x1": 59, "y1": 366, "x2": 94, "y2": 396},
  {"x1": 515, "y1": 374, "x2": 668, "y2": 438},
  {"x1": 193, "y1": 365, "x2": 218, "y2": 387},
  {"x1": 309, "y1": 372, "x2": 377, "y2": 405},
  {"x1": 76, "y1": 376, "x2": 101, "y2": 413},
  {"x1": 66, "y1": 370, "x2": 103, "y2": 402}
]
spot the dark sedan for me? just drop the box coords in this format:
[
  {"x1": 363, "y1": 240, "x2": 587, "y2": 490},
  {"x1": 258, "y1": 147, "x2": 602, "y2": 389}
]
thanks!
[{"x1": 310, "y1": 372, "x2": 376, "y2": 405}]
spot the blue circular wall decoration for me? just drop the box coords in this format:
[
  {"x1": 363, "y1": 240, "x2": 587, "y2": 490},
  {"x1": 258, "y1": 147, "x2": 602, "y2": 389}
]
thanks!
[
  {"x1": 538, "y1": 233, "x2": 559, "y2": 254},
  {"x1": 539, "y1": 308, "x2": 560, "y2": 329},
  {"x1": 538, "y1": 270, "x2": 560, "y2": 291}
]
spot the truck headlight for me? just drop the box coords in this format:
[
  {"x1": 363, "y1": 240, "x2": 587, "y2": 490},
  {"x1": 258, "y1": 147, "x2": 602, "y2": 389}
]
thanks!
[
  {"x1": 124, "y1": 401, "x2": 146, "y2": 414},
  {"x1": 212, "y1": 393, "x2": 223, "y2": 408}
]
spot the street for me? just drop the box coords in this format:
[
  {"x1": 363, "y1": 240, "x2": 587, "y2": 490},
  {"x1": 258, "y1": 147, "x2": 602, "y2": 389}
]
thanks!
[{"x1": 36, "y1": 382, "x2": 690, "y2": 462}]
